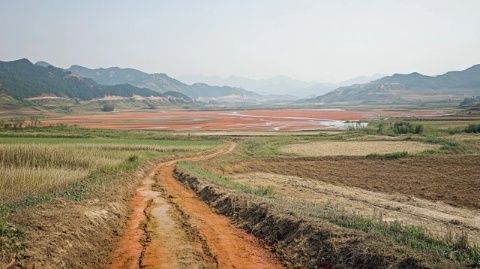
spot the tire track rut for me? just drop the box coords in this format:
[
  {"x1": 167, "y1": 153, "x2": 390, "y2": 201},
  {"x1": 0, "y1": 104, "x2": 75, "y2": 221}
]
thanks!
[{"x1": 108, "y1": 143, "x2": 283, "y2": 269}]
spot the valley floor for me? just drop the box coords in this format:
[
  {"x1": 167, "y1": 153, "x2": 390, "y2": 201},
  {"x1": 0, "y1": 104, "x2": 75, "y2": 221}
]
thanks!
[{"x1": 1, "y1": 113, "x2": 480, "y2": 268}]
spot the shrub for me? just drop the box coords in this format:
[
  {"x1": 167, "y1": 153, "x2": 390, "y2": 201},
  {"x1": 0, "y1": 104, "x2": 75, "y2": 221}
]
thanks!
[
  {"x1": 392, "y1": 121, "x2": 424, "y2": 135},
  {"x1": 414, "y1": 124, "x2": 424, "y2": 134},
  {"x1": 366, "y1": 151, "x2": 408, "y2": 160},
  {"x1": 128, "y1": 155, "x2": 139, "y2": 162},
  {"x1": 145, "y1": 102, "x2": 156, "y2": 109},
  {"x1": 465, "y1": 124, "x2": 480, "y2": 133},
  {"x1": 101, "y1": 103, "x2": 114, "y2": 112}
]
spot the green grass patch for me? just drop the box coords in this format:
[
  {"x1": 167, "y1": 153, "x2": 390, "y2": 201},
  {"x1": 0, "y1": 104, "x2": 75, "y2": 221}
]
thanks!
[
  {"x1": 424, "y1": 137, "x2": 466, "y2": 153},
  {"x1": 0, "y1": 217, "x2": 24, "y2": 259}
]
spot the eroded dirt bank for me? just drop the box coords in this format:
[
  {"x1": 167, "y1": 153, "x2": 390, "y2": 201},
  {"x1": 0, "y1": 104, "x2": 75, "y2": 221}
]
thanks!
[
  {"x1": 108, "y1": 142, "x2": 283, "y2": 269},
  {"x1": 174, "y1": 170, "x2": 459, "y2": 269}
]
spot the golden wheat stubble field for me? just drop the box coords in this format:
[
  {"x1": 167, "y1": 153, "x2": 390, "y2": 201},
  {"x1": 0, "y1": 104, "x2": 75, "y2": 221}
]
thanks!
[{"x1": 279, "y1": 140, "x2": 440, "y2": 156}]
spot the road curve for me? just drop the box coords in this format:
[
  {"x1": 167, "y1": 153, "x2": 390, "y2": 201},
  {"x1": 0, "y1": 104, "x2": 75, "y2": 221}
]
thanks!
[{"x1": 108, "y1": 142, "x2": 283, "y2": 269}]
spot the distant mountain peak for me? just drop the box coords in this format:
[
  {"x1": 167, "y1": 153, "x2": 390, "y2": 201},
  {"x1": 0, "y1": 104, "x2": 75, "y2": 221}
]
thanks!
[
  {"x1": 391, "y1": 72, "x2": 425, "y2": 78},
  {"x1": 466, "y1": 64, "x2": 480, "y2": 71},
  {"x1": 311, "y1": 64, "x2": 480, "y2": 104},
  {"x1": 35, "y1": 61, "x2": 53, "y2": 67},
  {"x1": 3, "y1": 58, "x2": 32, "y2": 65}
]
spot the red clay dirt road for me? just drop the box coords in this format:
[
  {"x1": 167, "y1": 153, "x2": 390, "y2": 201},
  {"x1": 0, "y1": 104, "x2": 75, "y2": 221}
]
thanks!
[{"x1": 108, "y1": 142, "x2": 283, "y2": 269}]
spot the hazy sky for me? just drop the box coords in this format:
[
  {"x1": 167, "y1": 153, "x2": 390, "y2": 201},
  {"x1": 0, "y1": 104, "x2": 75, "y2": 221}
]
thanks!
[{"x1": 1, "y1": 0, "x2": 480, "y2": 82}]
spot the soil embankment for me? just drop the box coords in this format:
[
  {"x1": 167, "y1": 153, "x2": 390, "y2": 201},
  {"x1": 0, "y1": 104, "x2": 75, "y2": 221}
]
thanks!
[{"x1": 174, "y1": 169, "x2": 459, "y2": 269}]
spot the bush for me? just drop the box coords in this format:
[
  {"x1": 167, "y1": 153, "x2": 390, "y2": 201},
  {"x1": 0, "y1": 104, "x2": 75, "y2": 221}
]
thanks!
[
  {"x1": 392, "y1": 121, "x2": 424, "y2": 135},
  {"x1": 366, "y1": 151, "x2": 408, "y2": 160},
  {"x1": 128, "y1": 155, "x2": 139, "y2": 162},
  {"x1": 101, "y1": 103, "x2": 114, "y2": 112},
  {"x1": 465, "y1": 124, "x2": 480, "y2": 133}
]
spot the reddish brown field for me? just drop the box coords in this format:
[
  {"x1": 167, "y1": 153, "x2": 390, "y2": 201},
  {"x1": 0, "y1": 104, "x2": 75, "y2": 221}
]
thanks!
[
  {"x1": 227, "y1": 156, "x2": 480, "y2": 209},
  {"x1": 43, "y1": 108, "x2": 451, "y2": 131}
]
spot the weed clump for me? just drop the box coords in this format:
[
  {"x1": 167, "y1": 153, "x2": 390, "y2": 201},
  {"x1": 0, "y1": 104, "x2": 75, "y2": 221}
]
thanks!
[
  {"x1": 465, "y1": 124, "x2": 480, "y2": 133},
  {"x1": 101, "y1": 103, "x2": 115, "y2": 112},
  {"x1": 392, "y1": 121, "x2": 424, "y2": 135},
  {"x1": 128, "y1": 155, "x2": 139, "y2": 162},
  {"x1": 0, "y1": 218, "x2": 24, "y2": 260},
  {"x1": 366, "y1": 151, "x2": 409, "y2": 160}
]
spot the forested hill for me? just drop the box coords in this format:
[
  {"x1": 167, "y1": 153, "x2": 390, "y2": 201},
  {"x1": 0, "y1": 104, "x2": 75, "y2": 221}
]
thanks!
[
  {"x1": 311, "y1": 64, "x2": 480, "y2": 104},
  {"x1": 0, "y1": 59, "x2": 162, "y2": 100}
]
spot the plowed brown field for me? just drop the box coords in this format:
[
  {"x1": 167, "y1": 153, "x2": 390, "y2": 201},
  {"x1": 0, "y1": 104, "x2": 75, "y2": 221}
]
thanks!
[{"x1": 227, "y1": 156, "x2": 480, "y2": 209}]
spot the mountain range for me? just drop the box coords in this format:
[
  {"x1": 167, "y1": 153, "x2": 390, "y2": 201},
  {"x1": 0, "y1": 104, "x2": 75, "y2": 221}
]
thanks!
[
  {"x1": 177, "y1": 74, "x2": 386, "y2": 98},
  {"x1": 2, "y1": 58, "x2": 480, "y2": 107},
  {"x1": 68, "y1": 65, "x2": 260, "y2": 102},
  {"x1": 0, "y1": 59, "x2": 262, "y2": 105},
  {"x1": 311, "y1": 65, "x2": 480, "y2": 104},
  {"x1": 0, "y1": 59, "x2": 190, "y2": 102}
]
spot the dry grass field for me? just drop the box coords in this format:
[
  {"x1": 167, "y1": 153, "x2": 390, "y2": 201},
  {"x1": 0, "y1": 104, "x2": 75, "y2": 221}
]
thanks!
[
  {"x1": 280, "y1": 140, "x2": 440, "y2": 156},
  {"x1": 0, "y1": 142, "x2": 218, "y2": 204}
]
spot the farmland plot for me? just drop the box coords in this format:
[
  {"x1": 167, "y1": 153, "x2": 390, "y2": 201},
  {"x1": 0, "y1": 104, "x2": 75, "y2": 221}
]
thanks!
[{"x1": 280, "y1": 140, "x2": 440, "y2": 156}]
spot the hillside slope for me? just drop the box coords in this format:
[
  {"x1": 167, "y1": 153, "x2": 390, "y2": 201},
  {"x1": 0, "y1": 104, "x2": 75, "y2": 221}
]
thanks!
[
  {"x1": 312, "y1": 65, "x2": 480, "y2": 104},
  {"x1": 0, "y1": 59, "x2": 163, "y2": 100},
  {"x1": 0, "y1": 59, "x2": 192, "y2": 104}
]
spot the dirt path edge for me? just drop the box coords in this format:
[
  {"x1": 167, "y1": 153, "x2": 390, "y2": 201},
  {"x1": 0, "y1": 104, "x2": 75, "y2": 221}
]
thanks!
[{"x1": 173, "y1": 169, "x2": 456, "y2": 269}]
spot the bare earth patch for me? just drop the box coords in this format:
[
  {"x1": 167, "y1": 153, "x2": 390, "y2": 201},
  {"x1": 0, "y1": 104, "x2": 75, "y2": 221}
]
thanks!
[
  {"x1": 280, "y1": 141, "x2": 440, "y2": 156},
  {"x1": 227, "y1": 156, "x2": 480, "y2": 209}
]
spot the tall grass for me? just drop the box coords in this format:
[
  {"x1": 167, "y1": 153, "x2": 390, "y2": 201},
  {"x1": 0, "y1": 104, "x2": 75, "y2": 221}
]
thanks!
[
  {"x1": 0, "y1": 144, "x2": 126, "y2": 204},
  {"x1": 0, "y1": 144, "x2": 122, "y2": 169},
  {"x1": 0, "y1": 138, "x2": 220, "y2": 204},
  {"x1": 0, "y1": 167, "x2": 88, "y2": 203}
]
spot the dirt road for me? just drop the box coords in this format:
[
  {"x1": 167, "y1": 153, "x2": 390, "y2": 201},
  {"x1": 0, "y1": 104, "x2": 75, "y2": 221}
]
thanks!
[{"x1": 108, "y1": 143, "x2": 283, "y2": 269}]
